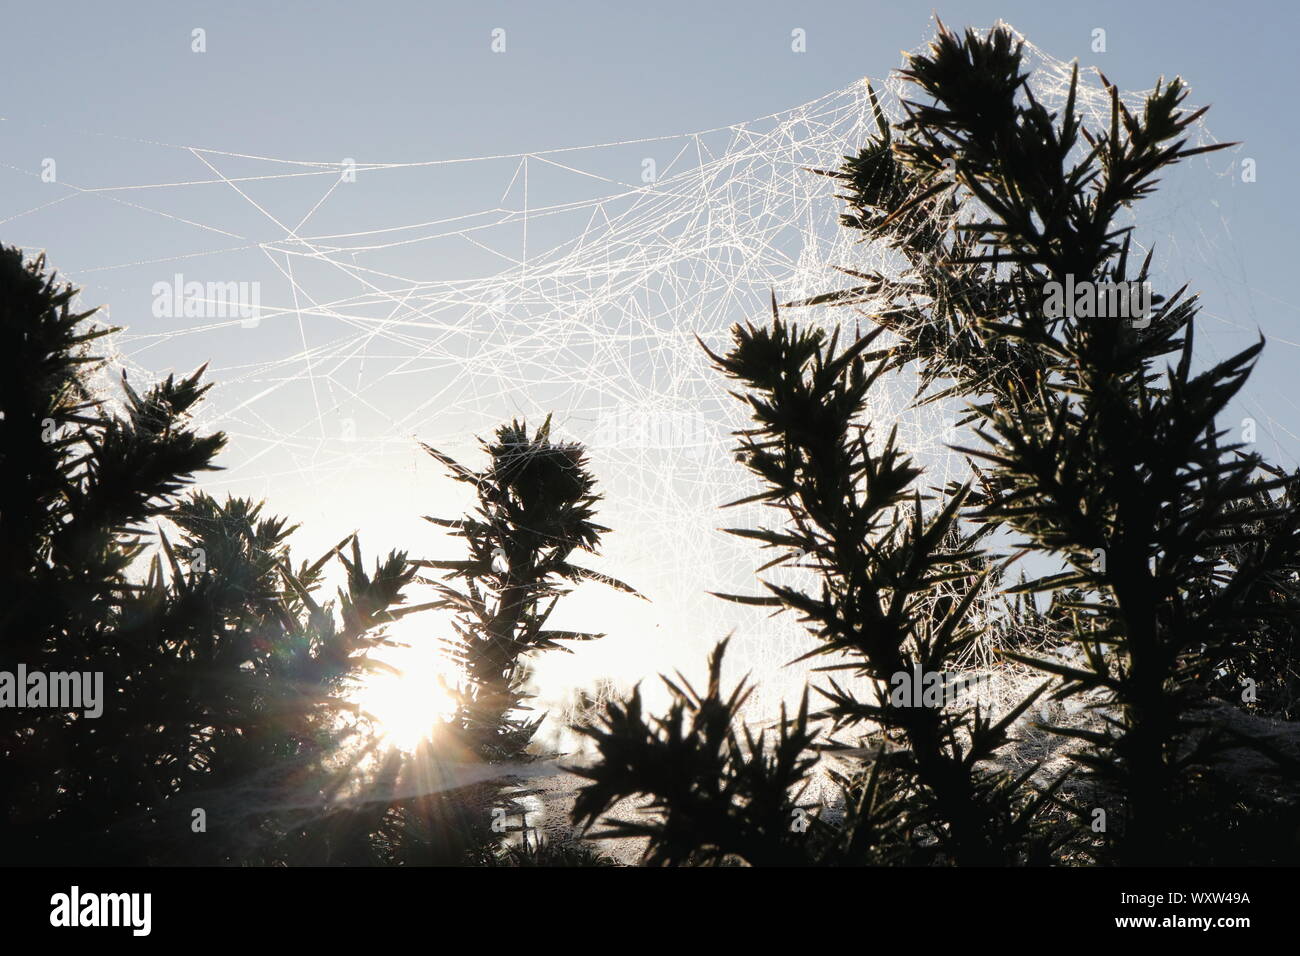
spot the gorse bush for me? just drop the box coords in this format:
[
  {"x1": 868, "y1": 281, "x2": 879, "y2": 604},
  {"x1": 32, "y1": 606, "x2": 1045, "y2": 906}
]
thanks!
[
  {"x1": 161, "y1": 495, "x2": 422, "y2": 865},
  {"x1": 4, "y1": 22, "x2": 1297, "y2": 869},
  {"x1": 371, "y1": 417, "x2": 638, "y2": 863},
  {"x1": 572, "y1": 24, "x2": 1300, "y2": 866},
  {"x1": 1196, "y1": 460, "x2": 1300, "y2": 721},
  {"x1": 571, "y1": 636, "x2": 823, "y2": 866},
  {"x1": 831, "y1": 22, "x2": 1300, "y2": 864},
  {"x1": 417, "y1": 417, "x2": 639, "y2": 761},
  {"x1": 0, "y1": 246, "x2": 418, "y2": 864},
  {"x1": 0, "y1": 243, "x2": 637, "y2": 865},
  {"x1": 573, "y1": 309, "x2": 1062, "y2": 865}
]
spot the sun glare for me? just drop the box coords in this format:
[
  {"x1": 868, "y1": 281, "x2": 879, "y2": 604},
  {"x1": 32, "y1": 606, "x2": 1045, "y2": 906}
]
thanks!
[{"x1": 351, "y1": 644, "x2": 460, "y2": 752}]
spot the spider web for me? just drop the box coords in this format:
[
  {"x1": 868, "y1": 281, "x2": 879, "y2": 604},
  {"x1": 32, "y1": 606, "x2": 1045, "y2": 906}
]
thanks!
[{"x1": 0, "y1": 23, "x2": 1274, "y2": 733}]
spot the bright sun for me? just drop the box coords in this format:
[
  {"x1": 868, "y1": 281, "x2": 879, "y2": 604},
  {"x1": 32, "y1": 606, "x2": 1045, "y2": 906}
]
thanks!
[{"x1": 351, "y1": 641, "x2": 461, "y2": 752}]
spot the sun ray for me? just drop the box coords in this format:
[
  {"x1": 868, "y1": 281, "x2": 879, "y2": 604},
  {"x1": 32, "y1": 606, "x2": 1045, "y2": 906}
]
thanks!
[{"x1": 351, "y1": 637, "x2": 460, "y2": 752}]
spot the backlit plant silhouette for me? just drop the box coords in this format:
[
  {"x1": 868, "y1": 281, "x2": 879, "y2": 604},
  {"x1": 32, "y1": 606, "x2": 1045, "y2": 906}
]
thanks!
[
  {"x1": 571, "y1": 23, "x2": 1300, "y2": 866},
  {"x1": 572, "y1": 307, "x2": 1064, "y2": 865},
  {"x1": 369, "y1": 418, "x2": 641, "y2": 865},
  {"x1": 418, "y1": 416, "x2": 641, "y2": 761},
  {"x1": 0, "y1": 245, "x2": 417, "y2": 864}
]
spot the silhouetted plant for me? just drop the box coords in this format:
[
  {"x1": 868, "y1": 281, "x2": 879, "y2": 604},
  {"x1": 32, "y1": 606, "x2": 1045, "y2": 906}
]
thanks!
[
  {"x1": 486, "y1": 830, "x2": 619, "y2": 866},
  {"x1": 160, "y1": 496, "x2": 422, "y2": 864},
  {"x1": 418, "y1": 416, "x2": 640, "y2": 761},
  {"x1": 572, "y1": 638, "x2": 824, "y2": 866},
  {"x1": 575, "y1": 22, "x2": 1300, "y2": 867},
  {"x1": 803, "y1": 23, "x2": 1300, "y2": 863},
  {"x1": 573, "y1": 310, "x2": 1063, "y2": 865},
  {"x1": 0, "y1": 245, "x2": 416, "y2": 864},
  {"x1": 371, "y1": 418, "x2": 638, "y2": 864},
  {"x1": 1197, "y1": 461, "x2": 1300, "y2": 720}
]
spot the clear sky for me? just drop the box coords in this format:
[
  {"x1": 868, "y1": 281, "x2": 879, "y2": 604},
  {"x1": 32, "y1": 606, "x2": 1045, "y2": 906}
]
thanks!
[
  {"x1": 2, "y1": 1, "x2": 1297, "y2": 722},
  {"x1": 2, "y1": 2, "x2": 1294, "y2": 445}
]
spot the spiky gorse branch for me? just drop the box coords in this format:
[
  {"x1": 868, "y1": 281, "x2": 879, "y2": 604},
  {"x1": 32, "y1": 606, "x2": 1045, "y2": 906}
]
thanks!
[
  {"x1": 165, "y1": 494, "x2": 419, "y2": 716},
  {"x1": 418, "y1": 416, "x2": 640, "y2": 761},
  {"x1": 570, "y1": 637, "x2": 822, "y2": 866},
  {"x1": 806, "y1": 23, "x2": 1300, "y2": 863},
  {"x1": 368, "y1": 417, "x2": 639, "y2": 865},
  {"x1": 569, "y1": 611, "x2": 948, "y2": 867},
  {"x1": 148, "y1": 495, "x2": 424, "y2": 864},
  {"x1": 0, "y1": 246, "x2": 417, "y2": 864},
  {"x1": 1198, "y1": 461, "x2": 1300, "y2": 720},
  {"x1": 573, "y1": 306, "x2": 1063, "y2": 866},
  {"x1": 708, "y1": 309, "x2": 1063, "y2": 865},
  {"x1": 573, "y1": 23, "x2": 1300, "y2": 867}
]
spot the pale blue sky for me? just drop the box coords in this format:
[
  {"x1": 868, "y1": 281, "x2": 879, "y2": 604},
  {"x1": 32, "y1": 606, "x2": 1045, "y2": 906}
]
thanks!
[{"x1": 2, "y1": 1, "x2": 1295, "y2": 454}]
